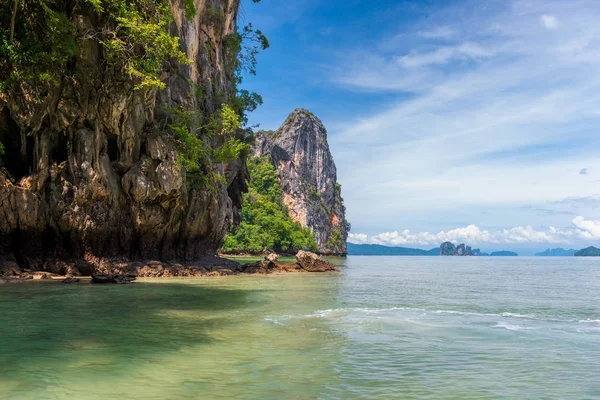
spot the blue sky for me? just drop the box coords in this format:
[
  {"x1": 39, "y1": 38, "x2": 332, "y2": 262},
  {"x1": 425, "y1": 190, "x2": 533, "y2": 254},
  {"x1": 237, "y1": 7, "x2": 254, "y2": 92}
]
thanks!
[{"x1": 240, "y1": 0, "x2": 600, "y2": 254}]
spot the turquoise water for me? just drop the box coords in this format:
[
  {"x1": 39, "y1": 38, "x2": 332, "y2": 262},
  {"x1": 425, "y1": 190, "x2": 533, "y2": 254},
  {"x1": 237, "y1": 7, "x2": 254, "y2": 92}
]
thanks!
[{"x1": 1, "y1": 257, "x2": 599, "y2": 399}]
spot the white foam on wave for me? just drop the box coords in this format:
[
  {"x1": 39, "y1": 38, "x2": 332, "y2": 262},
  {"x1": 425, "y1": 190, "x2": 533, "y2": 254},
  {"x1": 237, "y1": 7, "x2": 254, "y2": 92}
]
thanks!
[
  {"x1": 500, "y1": 312, "x2": 538, "y2": 319},
  {"x1": 264, "y1": 316, "x2": 285, "y2": 326},
  {"x1": 578, "y1": 319, "x2": 600, "y2": 324},
  {"x1": 492, "y1": 322, "x2": 532, "y2": 331},
  {"x1": 577, "y1": 326, "x2": 600, "y2": 333},
  {"x1": 265, "y1": 307, "x2": 579, "y2": 328}
]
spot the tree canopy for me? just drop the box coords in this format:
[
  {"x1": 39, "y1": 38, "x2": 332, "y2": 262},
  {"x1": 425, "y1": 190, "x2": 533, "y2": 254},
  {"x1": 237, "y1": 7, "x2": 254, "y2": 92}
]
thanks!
[{"x1": 222, "y1": 157, "x2": 318, "y2": 254}]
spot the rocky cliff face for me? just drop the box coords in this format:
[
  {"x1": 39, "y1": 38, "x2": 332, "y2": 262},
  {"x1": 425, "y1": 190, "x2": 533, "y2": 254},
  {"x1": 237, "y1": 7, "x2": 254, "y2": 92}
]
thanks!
[
  {"x1": 440, "y1": 242, "x2": 473, "y2": 256},
  {"x1": 253, "y1": 109, "x2": 349, "y2": 255},
  {"x1": 0, "y1": 0, "x2": 246, "y2": 272}
]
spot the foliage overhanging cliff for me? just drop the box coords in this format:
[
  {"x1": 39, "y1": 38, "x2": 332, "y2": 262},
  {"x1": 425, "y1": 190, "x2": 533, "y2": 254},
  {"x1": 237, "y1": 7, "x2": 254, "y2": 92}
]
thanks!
[{"x1": 0, "y1": 0, "x2": 267, "y2": 268}]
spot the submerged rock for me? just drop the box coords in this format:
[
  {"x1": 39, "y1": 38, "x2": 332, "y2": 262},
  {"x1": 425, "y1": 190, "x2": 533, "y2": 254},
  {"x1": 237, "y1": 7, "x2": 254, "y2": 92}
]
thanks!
[
  {"x1": 242, "y1": 260, "x2": 277, "y2": 274},
  {"x1": 91, "y1": 274, "x2": 136, "y2": 284},
  {"x1": 253, "y1": 110, "x2": 350, "y2": 256},
  {"x1": 62, "y1": 278, "x2": 81, "y2": 284}
]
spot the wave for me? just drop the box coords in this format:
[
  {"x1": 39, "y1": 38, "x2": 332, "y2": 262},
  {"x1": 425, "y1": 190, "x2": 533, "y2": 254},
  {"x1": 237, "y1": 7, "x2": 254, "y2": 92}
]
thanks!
[
  {"x1": 492, "y1": 322, "x2": 532, "y2": 331},
  {"x1": 265, "y1": 307, "x2": 599, "y2": 328},
  {"x1": 308, "y1": 307, "x2": 566, "y2": 322}
]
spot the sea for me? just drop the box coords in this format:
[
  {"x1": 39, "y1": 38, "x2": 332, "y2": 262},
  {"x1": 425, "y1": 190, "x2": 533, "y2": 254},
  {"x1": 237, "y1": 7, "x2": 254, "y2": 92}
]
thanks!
[{"x1": 1, "y1": 256, "x2": 599, "y2": 399}]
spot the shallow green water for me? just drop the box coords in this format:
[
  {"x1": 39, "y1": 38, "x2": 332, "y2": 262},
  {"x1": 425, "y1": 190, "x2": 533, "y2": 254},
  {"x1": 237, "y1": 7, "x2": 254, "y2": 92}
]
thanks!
[{"x1": 1, "y1": 257, "x2": 599, "y2": 399}]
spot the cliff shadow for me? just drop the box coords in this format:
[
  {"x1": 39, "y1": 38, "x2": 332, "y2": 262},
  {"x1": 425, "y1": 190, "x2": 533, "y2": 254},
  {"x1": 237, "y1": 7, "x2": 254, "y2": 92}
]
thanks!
[{"x1": 0, "y1": 282, "x2": 267, "y2": 384}]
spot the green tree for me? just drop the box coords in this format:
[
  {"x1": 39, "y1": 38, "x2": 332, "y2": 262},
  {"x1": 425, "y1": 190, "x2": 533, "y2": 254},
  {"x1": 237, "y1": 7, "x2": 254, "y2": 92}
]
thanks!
[
  {"x1": 0, "y1": 0, "x2": 190, "y2": 92},
  {"x1": 222, "y1": 157, "x2": 318, "y2": 254},
  {"x1": 326, "y1": 229, "x2": 344, "y2": 250}
]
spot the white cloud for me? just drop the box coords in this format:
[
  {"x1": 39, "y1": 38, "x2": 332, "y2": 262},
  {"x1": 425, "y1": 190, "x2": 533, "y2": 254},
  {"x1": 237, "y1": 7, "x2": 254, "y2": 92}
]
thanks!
[
  {"x1": 572, "y1": 216, "x2": 600, "y2": 239},
  {"x1": 397, "y1": 42, "x2": 493, "y2": 68},
  {"x1": 349, "y1": 217, "x2": 600, "y2": 247},
  {"x1": 329, "y1": 0, "x2": 600, "y2": 234},
  {"x1": 417, "y1": 26, "x2": 456, "y2": 39},
  {"x1": 541, "y1": 14, "x2": 559, "y2": 30}
]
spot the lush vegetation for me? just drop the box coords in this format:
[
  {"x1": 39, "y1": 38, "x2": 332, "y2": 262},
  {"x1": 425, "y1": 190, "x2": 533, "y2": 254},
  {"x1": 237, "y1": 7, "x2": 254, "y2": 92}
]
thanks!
[
  {"x1": 166, "y1": 102, "x2": 252, "y2": 188},
  {"x1": 222, "y1": 157, "x2": 318, "y2": 254},
  {"x1": 334, "y1": 182, "x2": 351, "y2": 233},
  {"x1": 326, "y1": 229, "x2": 344, "y2": 250},
  {"x1": 0, "y1": 0, "x2": 269, "y2": 188},
  {"x1": 0, "y1": 0, "x2": 266, "y2": 92},
  {"x1": 0, "y1": 0, "x2": 190, "y2": 91}
]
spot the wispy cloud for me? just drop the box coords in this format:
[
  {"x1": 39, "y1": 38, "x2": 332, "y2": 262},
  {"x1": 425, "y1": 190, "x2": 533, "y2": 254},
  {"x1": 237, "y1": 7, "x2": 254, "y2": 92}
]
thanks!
[
  {"x1": 397, "y1": 42, "x2": 493, "y2": 68},
  {"x1": 550, "y1": 195, "x2": 600, "y2": 208},
  {"x1": 417, "y1": 26, "x2": 456, "y2": 40},
  {"x1": 541, "y1": 14, "x2": 559, "y2": 30},
  {"x1": 327, "y1": 0, "x2": 600, "y2": 234},
  {"x1": 579, "y1": 168, "x2": 589, "y2": 175},
  {"x1": 349, "y1": 216, "x2": 600, "y2": 247}
]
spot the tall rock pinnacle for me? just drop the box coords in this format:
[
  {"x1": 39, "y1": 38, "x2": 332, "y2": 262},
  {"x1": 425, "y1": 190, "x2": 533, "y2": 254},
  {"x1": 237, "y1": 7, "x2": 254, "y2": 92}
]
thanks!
[{"x1": 253, "y1": 109, "x2": 349, "y2": 255}]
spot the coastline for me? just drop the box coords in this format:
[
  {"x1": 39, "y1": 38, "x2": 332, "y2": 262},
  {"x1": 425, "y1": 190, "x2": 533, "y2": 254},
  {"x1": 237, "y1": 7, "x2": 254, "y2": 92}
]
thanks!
[{"x1": 0, "y1": 252, "x2": 340, "y2": 283}]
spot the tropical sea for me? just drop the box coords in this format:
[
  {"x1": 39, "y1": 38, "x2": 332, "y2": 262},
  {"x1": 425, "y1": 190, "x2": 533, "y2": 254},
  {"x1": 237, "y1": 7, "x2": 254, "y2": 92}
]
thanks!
[{"x1": 1, "y1": 257, "x2": 599, "y2": 399}]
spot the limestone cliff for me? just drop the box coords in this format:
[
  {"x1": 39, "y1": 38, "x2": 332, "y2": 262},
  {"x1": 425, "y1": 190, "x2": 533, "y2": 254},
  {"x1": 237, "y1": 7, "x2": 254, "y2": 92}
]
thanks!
[
  {"x1": 440, "y1": 242, "x2": 473, "y2": 256},
  {"x1": 253, "y1": 109, "x2": 349, "y2": 255},
  {"x1": 0, "y1": 0, "x2": 248, "y2": 272}
]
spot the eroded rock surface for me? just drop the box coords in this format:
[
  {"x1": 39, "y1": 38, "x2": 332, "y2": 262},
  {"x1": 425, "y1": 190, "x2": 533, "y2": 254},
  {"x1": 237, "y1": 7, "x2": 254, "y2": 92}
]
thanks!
[
  {"x1": 295, "y1": 250, "x2": 337, "y2": 272},
  {"x1": 0, "y1": 1, "x2": 247, "y2": 273},
  {"x1": 440, "y1": 242, "x2": 473, "y2": 256},
  {"x1": 253, "y1": 109, "x2": 349, "y2": 255}
]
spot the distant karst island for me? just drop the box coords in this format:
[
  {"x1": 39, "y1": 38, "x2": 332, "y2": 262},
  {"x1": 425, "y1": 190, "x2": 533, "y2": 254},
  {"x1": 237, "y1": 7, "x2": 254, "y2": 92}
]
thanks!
[
  {"x1": 535, "y1": 248, "x2": 577, "y2": 256},
  {"x1": 347, "y1": 242, "x2": 518, "y2": 256},
  {"x1": 349, "y1": 243, "x2": 600, "y2": 257},
  {"x1": 439, "y1": 242, "x2": 517, "y2": 256},
  {"x1": 574, "y1": 246, "x2": 600, "y2": 257},
  {"x1": 347, "y1": 243, "x2": 439, "y2": 256},
  {"x1": 534, "y1": 247, "x2": 600, "y2": 257}
]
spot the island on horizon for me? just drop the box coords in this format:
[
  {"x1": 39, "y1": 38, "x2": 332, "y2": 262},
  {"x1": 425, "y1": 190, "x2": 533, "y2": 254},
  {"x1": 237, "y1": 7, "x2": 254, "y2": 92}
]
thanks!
[{"x1": 347, "y1": 242, "x2": 519, "y2": 256}]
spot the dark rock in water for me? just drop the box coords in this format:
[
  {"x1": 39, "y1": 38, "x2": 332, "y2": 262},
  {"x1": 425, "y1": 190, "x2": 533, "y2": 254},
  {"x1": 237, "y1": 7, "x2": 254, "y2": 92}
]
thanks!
[
  {"x1": 92, "y1": 274, "x2": 136, "y2": 284},
  {"x1": 34, "y1": 272, "x2": 52, "y2": 280},
  {"x1": 295, "y1": 250, "x2": 336, "y2": 272},
  {"x1": 253, "y1": 110, "x2": 350, "y2": 256},
  {"x1": 62, "y1": 278, "x2": 81, "y2": 284},
  {"x1": 240, "y1": 251, "x2": 337, "y2": 274},
  {"x1": 242, "y1": 260, "x2": 277, "y2": 274}
]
